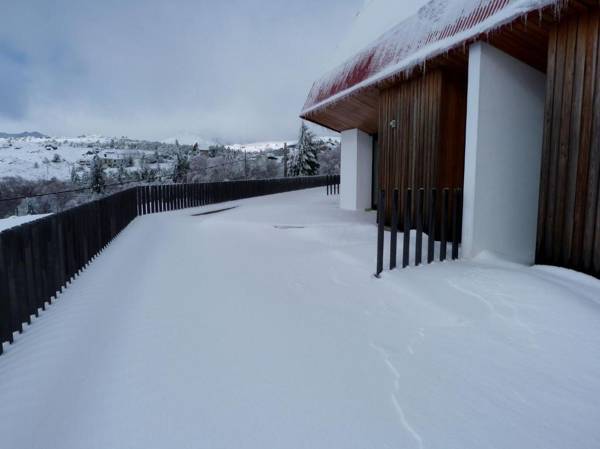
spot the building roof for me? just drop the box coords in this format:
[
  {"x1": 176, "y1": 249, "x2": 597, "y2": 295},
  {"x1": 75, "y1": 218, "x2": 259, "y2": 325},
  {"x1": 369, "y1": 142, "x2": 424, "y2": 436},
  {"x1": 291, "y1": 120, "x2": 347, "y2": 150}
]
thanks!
[{"x1": 301, "y1": 0, "x2": 559, "y2": 117}]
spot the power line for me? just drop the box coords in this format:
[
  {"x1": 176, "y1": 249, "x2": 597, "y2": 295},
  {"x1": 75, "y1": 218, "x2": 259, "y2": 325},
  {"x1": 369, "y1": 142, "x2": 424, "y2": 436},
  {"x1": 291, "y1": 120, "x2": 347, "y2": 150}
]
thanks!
[
  {"x1": 0, "y1": 158, "x2": 254, "y2": 203},
  {"x1": 0, "y1": 179, "x2": 141, "y2": 203}
]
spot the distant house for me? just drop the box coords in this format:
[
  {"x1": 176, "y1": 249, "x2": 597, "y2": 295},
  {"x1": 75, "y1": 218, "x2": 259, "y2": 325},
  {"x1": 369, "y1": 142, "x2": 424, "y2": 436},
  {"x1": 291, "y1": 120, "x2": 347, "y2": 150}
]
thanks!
[
  {"x1": 101, "y1": 152, "x2": 126, "y2": 168},
  {"x1": 301, "y1": 0, "x2": 600, "y2": 278}
]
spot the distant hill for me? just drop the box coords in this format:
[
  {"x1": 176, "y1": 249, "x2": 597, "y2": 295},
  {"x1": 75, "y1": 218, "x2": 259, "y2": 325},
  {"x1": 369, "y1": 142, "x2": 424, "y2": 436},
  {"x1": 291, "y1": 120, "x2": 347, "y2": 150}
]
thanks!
[{"x1": 0, "y1": 131, "x2": 49, "y2": 139}]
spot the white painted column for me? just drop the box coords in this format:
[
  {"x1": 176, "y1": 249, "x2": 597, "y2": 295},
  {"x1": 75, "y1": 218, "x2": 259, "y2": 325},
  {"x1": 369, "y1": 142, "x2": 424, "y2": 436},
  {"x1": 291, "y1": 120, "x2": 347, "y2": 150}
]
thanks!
[
  {"x1": 340, "y1": 128, "x2": 373, "y2": 211},
  {"x1": 462, "y1": 42, "x2": 546, "y2": 264}
]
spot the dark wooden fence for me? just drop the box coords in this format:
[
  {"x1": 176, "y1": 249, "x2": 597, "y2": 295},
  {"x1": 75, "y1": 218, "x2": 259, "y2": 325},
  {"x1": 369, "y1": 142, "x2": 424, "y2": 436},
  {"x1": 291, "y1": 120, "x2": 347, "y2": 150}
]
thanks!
[
  {"x1": 326, "y1": 175, "x2": 340, "y2": 196},
  {"x1": 376, "y1": 187, "x2": 463, "y2": 277},
  {"x1": 0, "y1": 176, "x2": 332, "y2": 355}
]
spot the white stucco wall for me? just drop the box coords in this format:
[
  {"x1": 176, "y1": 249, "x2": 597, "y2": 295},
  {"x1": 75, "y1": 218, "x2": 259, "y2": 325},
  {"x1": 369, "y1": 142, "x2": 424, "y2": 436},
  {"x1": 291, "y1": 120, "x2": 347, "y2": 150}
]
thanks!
[
  {"x1": 462, "y1": 42, "x2": 546, "y2": 264},
  {"x1": 340, "y1": 129, "x2": 373, "y2": 211}
]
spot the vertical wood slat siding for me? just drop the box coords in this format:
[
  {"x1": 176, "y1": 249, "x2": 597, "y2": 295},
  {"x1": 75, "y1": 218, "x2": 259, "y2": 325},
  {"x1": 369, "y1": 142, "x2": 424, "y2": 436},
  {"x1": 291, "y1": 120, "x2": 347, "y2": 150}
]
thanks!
[
  {"x1": 537, "y1": 10, "x2": 600, "y2": 278},
  {"x1": 378, "y1": 69, "x2": 467, "y2": 228}
]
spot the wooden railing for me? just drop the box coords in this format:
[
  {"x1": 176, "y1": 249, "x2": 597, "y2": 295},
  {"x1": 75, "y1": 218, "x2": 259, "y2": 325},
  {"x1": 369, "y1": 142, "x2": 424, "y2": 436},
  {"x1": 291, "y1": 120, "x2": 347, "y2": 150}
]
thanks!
[
  {"x1": 325, "y1": 175, "x2": 340, "y2": 196},
  {"x1": 376, "y1": 187, "x2": 463, "y2": 277}
]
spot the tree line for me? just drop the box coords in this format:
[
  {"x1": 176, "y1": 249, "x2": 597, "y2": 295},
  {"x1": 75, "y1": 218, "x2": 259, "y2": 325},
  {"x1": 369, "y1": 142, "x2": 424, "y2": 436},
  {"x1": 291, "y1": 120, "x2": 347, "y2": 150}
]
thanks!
[{"x1": 0, "y1": 122, "x2": 340, "y2": 218}]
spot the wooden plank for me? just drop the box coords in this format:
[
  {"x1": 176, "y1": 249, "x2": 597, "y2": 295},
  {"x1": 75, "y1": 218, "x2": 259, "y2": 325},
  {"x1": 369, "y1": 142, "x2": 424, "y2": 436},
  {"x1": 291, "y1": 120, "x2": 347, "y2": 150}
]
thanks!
[
  {"x1": 553, "y1": 17, "x2": 578, "y2": 263},
  {"x1": 390, "y1": 189, "x2": 399, "y2": 270},
  {"x1": 544, "y1": 19, "x2": 569, "y2": 263},
  {"x1": 537, "y1": 24, "x2": 558, "y2": 264},
  {"x1": 440, "y1": 188, "x2": 449, "y2": 262},
  {"x1": 428, "y1": 188, "x2": 437, "y2": 264},
  {"x1": 583, "y1": 12, "x2": 600, "y2": 271},
  {"x1": 415, "y1": 188, "x2": 424, "y2": 266},
  {"x1": 403, "y1": 189, "x2": 412, "y2": 268},
  {"x1": 376, "y1": 190, "x2": 385, "y2": 277},
  {"x1": 562, "y1": 15, "x2": 587, "y2": 265},
  {"x1": 0, "y1": 232, "x2": 11, "y2": 347},
  {"x1": 571, "y1": 12, "x2": 598, "y2": 269}
]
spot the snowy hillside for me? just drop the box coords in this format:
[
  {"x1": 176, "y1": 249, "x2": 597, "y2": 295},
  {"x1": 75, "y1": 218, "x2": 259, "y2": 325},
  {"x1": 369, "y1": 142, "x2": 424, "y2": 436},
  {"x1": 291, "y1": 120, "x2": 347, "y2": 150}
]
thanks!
[
  {"x1": 0, "y1": 134, "x2": 340, "y2": 182},
  {"x1": 228, "y1": 136, "x2": 340, "y2": 153},
  {"x1": 161, "y1": 132, "x2": 217, "y2": 147},
  {"x1": 0, "y1": 136, "x2": 171, "y2": 181}
]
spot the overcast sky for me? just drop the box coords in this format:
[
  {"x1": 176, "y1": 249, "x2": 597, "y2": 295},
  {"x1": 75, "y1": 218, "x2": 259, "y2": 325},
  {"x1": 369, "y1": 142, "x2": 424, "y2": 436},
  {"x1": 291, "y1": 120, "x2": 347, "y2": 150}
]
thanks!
[{"x1": 0, "y1": 0, "x2": 424, "y2": 143}]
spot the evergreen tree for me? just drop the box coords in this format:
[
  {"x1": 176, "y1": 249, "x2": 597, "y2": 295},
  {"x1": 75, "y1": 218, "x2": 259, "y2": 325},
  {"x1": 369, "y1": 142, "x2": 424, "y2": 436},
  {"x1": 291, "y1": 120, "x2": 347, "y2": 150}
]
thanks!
[
  {"x1": 117, "y1": 163, "x2": 128, "y2": 183},
  {"x1": 70, "y1": 166, "x2": 80, "y2": 184},
  {"x1": 172, "y1": 151, "x2": 190, "y2": 183},
  {"x1": 90, "y1": 155, "x2": 106, "y2": 194},
  {"x1": 293, "y1": 122, "x2": 320, "y2": 176}
]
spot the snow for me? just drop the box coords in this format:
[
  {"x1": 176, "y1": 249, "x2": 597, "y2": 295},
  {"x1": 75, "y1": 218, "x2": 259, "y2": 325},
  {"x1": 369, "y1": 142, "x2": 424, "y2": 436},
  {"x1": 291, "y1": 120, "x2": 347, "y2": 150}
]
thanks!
[
  {"x1": 0, "y1": 214, "x2": 51, "y2": 232},
  {"x1": 333, "y1": 0, "x2": 428, "y2": 66},
  {"x1": 1, "y1": 188, "x2": 599, "y2": 448},
  {"x1": 303, "y1": 0, "x2": 559, "y2": 115},
  {"x1": 161, "y1": 132, "x2": 217, "y2": 147},
  {"x1": 0, "y1": 136, "x2": 159, "y2": 181},
  {"x1": 228, "y1": 136, "x2": 341, "y2": 153},
  {"x1": 228, "y1": 140, "x2": 298, "y2": 152}
]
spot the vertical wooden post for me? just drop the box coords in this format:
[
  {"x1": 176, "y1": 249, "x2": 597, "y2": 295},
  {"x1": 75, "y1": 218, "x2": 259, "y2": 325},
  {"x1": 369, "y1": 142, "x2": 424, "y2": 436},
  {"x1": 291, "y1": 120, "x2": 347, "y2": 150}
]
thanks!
[
  {"x1": 415, "y1": 188, "x2": 424, "y2": 266},
  {"x1": 403, "y1": 188, "x2": 412, "y2": 268},
  {"x1": 376, "y1": 190, "x2": 386, "y2": 277},
  {"x1": 0, "y1": 232, "x2": 10, "y2": 351},
  {"x1": 452, "y1": 188, "x2": 463, "y2": 260},
  {"x1": 427, "y1": 188, "x2": 437, "y2": 264},
  {"x1": 440, "y1": 188, "x2": 449, "y2": 261},
  {"x1": 390, "y1": 189, "x2": 399, "y2": 270},
  {"x1": 5, "y1": 229, "x2": 22, "y2": 337}
]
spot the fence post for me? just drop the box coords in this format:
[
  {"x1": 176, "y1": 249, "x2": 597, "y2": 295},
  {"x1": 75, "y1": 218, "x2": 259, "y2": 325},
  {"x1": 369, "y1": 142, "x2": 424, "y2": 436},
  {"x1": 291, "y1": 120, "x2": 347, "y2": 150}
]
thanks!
[
  {"x1": 440, "y1": 188, "x2": 449, "y2": 262},
  {"x1": 5, "y1": 229, "x2": 22, "y2": 337},
  {"x1": 427, "y1": 188, "x2": 437, "y2": 264},
  {"x1": 390, "y1": 189, "x2": 399, "y2": 270},
  {"x1": 403, "y1": 188, "x2": 412, "y2": 268},
  {"x1": 415, "y1": 188, "x2": 424, "y2": 266},
  {"x1": 452, "y1": 188, "x2": 463, "y2": 260},
  {"x1": 0, "y1": 232, "x2": 10, "y2": 350},
  {"x1": 376, "y1": 189, "x2": 386, "y2": 277}
]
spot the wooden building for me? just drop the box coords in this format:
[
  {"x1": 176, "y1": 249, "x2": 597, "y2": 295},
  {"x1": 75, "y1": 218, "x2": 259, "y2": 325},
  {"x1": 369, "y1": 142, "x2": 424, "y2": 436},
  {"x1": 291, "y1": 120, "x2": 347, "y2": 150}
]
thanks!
[{"x1": 301, "y1": 0, "x2": 600, "y2": 278}]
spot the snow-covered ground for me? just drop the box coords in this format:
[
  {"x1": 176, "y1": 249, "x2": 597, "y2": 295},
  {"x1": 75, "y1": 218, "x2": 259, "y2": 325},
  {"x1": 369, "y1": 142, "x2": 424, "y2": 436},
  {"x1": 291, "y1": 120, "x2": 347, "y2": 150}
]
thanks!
[
  {"x1": 0, "y1": 136, "x2": 155, "y2": 181},
  {"x1": 0, "y1": 135, "x2": 340, "y2": 181},
  {"x1": 162, "y1": 133, "x2": 341, "y2": 151},
  {"x1": 228, "y1": 136, "x2": 340, "y2": 153},
  {"x1": 0, "y1": 213, "x2": 51, "y2": 232},
  {"x1": 0, "y1": 188, "x2": 599, "y2": 448}
]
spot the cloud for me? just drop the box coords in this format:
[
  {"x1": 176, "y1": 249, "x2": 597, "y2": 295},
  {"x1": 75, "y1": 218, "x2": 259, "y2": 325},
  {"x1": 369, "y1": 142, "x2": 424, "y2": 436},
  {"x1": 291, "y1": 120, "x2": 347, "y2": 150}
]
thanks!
[
  {"x1": 0, "y1": 43, "x2": 30, "y2": 119},
  {"x1": 0, "y1": 0, "x2": 364, "y2": 141}
]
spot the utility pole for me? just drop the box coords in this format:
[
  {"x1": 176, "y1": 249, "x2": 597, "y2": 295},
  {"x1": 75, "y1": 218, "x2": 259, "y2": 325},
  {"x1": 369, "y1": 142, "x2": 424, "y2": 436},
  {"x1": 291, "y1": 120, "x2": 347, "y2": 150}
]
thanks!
[{"x1": 244, "y1": 151, "x2": 248, "y2": 179}]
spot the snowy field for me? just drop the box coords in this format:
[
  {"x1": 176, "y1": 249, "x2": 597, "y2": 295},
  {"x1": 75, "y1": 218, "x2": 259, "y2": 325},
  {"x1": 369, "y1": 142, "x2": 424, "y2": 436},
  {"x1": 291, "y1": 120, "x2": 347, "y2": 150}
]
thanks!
[
  {"x1": 0, "y1": 188, "x2": 599, "y2": 448},
  {"x1": 0, "y1": 136, "x2": 155, "y2": 181}
]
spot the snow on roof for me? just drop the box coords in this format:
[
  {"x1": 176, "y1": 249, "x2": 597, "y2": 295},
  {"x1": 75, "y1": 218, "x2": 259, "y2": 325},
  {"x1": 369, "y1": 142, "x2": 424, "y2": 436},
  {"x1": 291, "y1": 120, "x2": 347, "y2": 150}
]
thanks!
[
  {"x1": 302, "y1": 0, "x2": 559, "y2": 116},
  {"x1": 331, "y1": 0, "x2": 428, "y2": 67}
]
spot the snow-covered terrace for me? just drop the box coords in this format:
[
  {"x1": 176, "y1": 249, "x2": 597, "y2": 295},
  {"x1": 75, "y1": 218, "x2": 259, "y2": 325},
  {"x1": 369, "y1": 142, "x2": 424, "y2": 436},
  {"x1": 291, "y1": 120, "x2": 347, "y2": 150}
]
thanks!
[{"x1": 1, "y1": 188, "x2": 599, "y2": 448}]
